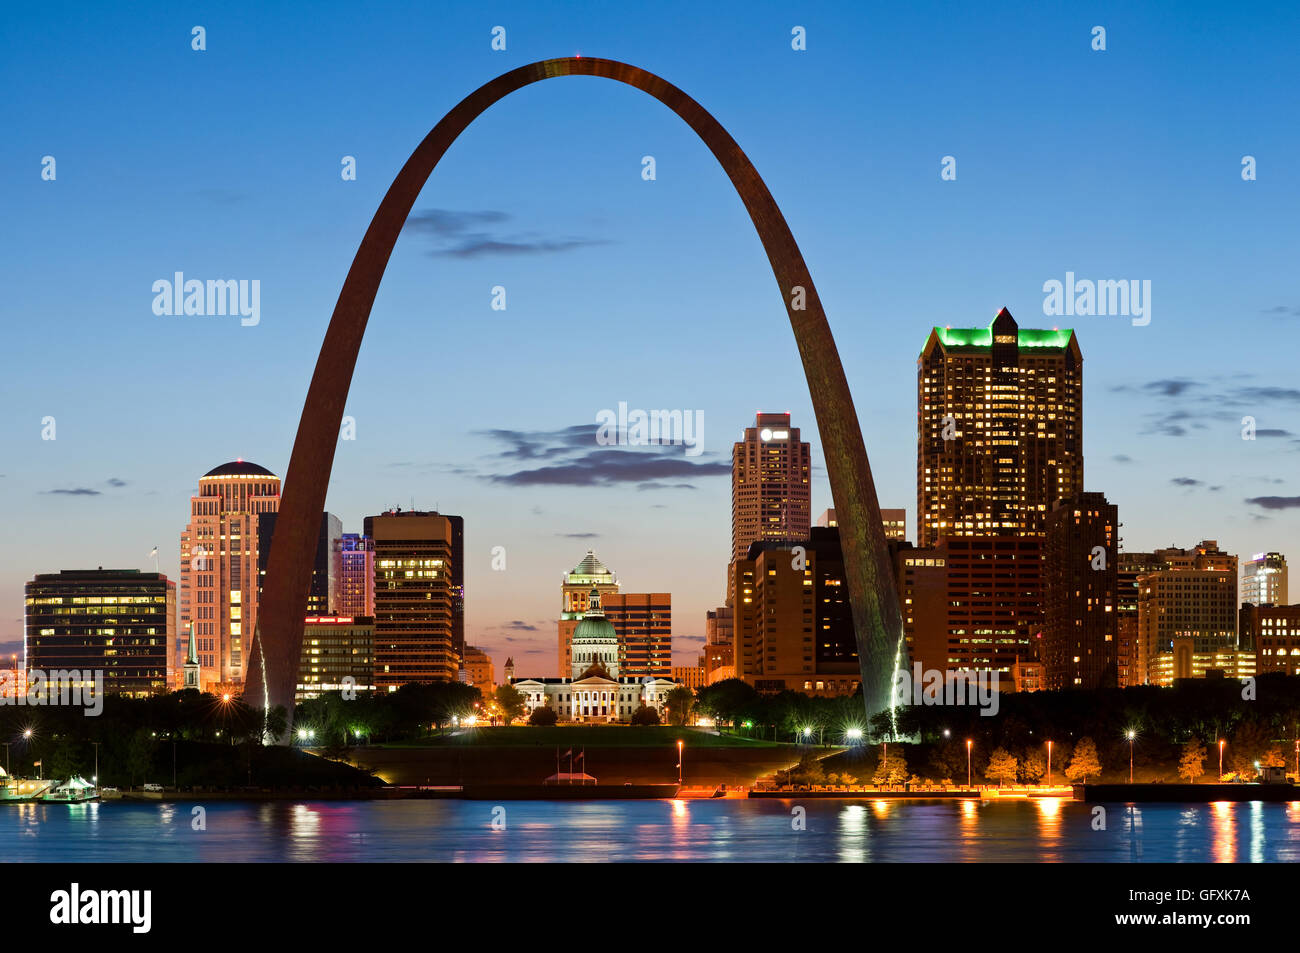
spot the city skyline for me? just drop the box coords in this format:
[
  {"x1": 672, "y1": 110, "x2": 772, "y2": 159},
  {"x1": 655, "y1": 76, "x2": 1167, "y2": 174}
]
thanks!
[{"x1": 5, "y1": 1, "x2": 1300, "y2": 679}]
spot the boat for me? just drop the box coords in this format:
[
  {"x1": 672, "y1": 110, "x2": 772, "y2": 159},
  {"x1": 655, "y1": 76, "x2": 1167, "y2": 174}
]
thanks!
[
  {"x1": 0, "y1": 766, "x2": 55, "y2": 802},
  {"x1": 40, "y1": 776, "x2": 99, "y2": 803}
]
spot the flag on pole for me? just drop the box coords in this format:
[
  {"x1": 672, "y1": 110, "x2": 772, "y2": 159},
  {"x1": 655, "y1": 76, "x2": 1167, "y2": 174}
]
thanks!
[{"x1": 149, "y1": 547, "x2": 159, "y2": 558}]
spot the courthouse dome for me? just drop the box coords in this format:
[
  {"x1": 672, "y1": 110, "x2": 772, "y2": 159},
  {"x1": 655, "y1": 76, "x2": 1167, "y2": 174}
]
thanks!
[
  {"x1": 202, "y1": 460, "x2": 277, "y2": 478},
  {"x1": 571, "y1": 588, "x2": 620, "y2": 678}
]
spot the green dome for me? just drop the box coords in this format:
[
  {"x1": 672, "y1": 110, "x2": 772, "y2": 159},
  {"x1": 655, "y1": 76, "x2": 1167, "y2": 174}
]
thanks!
[{"x1": 573, "y1": 615, "x2": 617, "y2": 642}]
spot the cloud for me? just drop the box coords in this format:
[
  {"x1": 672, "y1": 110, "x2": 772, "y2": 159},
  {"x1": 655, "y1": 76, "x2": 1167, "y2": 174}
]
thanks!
[
  {"x1": 43, "y1": 487, "x2": 101, "y2": 496},
  {"x1": 500, "y1": 620, "x2": 539, "y2": 632},
  {"x1": 404, "y1": 208, "x2": 608, "y2": 259},
  {"x1": 1170, "y1": 477, "x2": 1202, "y2": 487},
  {"x1": 1116, "y1": 375, "x2": 1300, "y2": 437},
  {"x1": 1256, "y1": 429, "x2": 1294, "y2": 438},
  {"x1": 106, "y1": 478, "x2": 127, "y2": 487},
  {"x1": 1245, "y1": 496, "x2": 1300, "y2": 510},
  {"x1": 477, "y1": 425, "x2": 727, "y2": 489},
  {"x1": 1112, "y1": 454, "x2": 1134, "y2": 463},
  {"x1": 1263, "y1": 305, "x2": 1300, "y2": 318},
  {"x1": 558, "y1": 532, "x2": 600, "y2": 539}
]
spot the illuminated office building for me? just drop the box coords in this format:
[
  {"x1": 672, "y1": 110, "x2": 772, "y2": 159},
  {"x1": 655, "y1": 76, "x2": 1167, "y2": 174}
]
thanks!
[
  {"x1": 297, "y1": 615, "x2": 375, "y2": 701},
  {"x1": 365, "y1": 509, "x2": 459, "y2": 688},
  {"x1": 730, "y1": 413, "x2": 811, "y2": 599},
  {"x1": 1242, "y1": 552, "x2": 1287, "y2": 607},
  {"x1": 178, "y1": 460, "x2": 280, "y2": 689},
  {"x1": 334, "y1": 533, "x2": 375, "y2": 617},
  {"x1": 25, "y1": 569, "x2": 174, "y2": 697},
  {"x1": 1043, "y1": 493, "x2": 1119, "y2": 690},
  {"x1": 1136, "y1": 541, "x2": 1241, "y2": 685},
  {"x1": 917, "y1": 308, "x2": 1082, "y2": 546},
  {"x1": 257, "y1": 511, "x2": 340, "y2": 616}
]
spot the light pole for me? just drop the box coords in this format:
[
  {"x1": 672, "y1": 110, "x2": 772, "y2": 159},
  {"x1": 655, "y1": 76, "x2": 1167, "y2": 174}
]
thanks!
[
  {"x1": 1127, "y1": 730, "x2": 1136, "y2": 783},
  {"x1": 1219, "y1": 739, "x2": 1225, "y2": 780},
  {"x1": 2, "y1": 742, "x2": 9, "y2": 778},
  {"x1": 92, "y1": 742, "x2": 100, "y2": 790},
  {"x1": 883, "y1": 740, "x2": 888, "y2": 786},
  {"x1": 1046, "y1": 740, "x2": 1052, "y2": 787},
  {"x1": 676, "y1": 740, "x2": 683, "y2": 786},
  {"x1": 966, "y1": 739, "x2": 972, "y2": 789}
]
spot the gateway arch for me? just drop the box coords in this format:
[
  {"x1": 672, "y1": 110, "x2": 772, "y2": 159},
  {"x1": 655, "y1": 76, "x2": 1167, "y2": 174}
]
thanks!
[{"x1": 250, "y1": 57, "x2": 905, "y2": 733}]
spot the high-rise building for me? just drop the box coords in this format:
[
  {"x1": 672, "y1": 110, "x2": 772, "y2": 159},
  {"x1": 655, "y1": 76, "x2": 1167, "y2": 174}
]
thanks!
[
  {"x1": 334, "y1": 533, "x2": 375, "y2": 617},
  {"x1": 1242, "y1": 552, "x2": 1287, "y2": 607},
  {"x1": 892, "y1": 537, "x2": 1042, "y2": 676},
  {"x1": 179, "y1": 461, "x2": 280, "y2": 689},
  {"x1": 917, "y1": 308, "x2": 1082, "y2": 546},
  {"x1": 604, "y1": 592, "x2": 671, "y2": 678},
  {"x1": 702, "y1": 606, "x2": 735, "y2": 682},
  {"x1": 1043, "y1": 493, "x2": 1119, "y2": 690},
  {"x1": 257, "y1": 512, "x2": 341, "y2": 616},
  {"x1": 816, "y1": 507, "x2": 906, "y2": 540},
  {"x1": 25, "y1": 569, "x2": 174, "y2": 697},
  {"x1": 298, "y1": 615, "x2": 375, "y2": 701},
  {"x1": 1136, "y1": 540, "x2": 1240, "y2": 685},
  {"x1": 892, "y1": 542, "x2": 948, "y2": 674},
  {"x1": 558, "y1": 551, "x2": 620, "y2": 676},
  {"x1": 462, "y1": 645, "x2": 494, "y2": 693},
  {"x1": 672, "y1": 664, "x2": 706, "y2": 691},
  {"x1": 1243, "y1": 604, "x2": 1300, "y2": 675},
  {"x1": 365, "y1": 509, "x2": 459, "y2": 688},
  {"x1": 731, "y1": 526, "x2": 860, "y2": 696},
  {"x1": 1116, "y1": 551, "x2": 1166, "y2": 688},
  {"x1": 730, "y1": 413, "x2": 811, "y2": 598}
]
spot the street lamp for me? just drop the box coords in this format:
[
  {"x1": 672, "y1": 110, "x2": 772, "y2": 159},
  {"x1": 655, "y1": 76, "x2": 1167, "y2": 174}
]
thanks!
[
  {"x1": 966, "y1": 739, "x2": 972, "y2": 789},
  {"x1": 1127, "y1": 730, "x2": 1136, "y2": 783},
  {"x1": 1218, "y1": 739, "x2": 1225, "y2": 780},
  {"x1": 677, "y1": 739, "x2": 683, "y2": 786},
  {"x1": 1046, "y1": 740, "x2": 1052, "y2": 786}
]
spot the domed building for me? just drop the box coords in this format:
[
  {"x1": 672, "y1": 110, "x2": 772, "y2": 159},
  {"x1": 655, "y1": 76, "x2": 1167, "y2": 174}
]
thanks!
[
  {"x1": 570, "y1": 589, "x2": 620, "y2": 680},
  {"x1": 512, "y1": 588, "x2": 676, "y2": 724}
]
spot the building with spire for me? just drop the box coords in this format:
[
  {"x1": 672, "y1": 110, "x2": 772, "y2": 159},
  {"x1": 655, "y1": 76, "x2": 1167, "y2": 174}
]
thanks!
[
  {"x1": 182, "y1": 621, "x2": 201, "y2": 691},
  {"x1": 556, "y1": 550, "x2": 671, "y2": 678}
]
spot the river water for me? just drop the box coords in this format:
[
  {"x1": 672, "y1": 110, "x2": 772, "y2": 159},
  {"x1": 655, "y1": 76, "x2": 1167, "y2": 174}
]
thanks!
[{"x1": 5, "y1": 798, "x2": 1300, "y2": 862}]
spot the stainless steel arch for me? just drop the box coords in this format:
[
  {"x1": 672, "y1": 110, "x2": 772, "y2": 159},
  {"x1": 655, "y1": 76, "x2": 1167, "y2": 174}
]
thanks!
[{"x1": 250, "y1": 57, "x2": 905, "y2": 733}]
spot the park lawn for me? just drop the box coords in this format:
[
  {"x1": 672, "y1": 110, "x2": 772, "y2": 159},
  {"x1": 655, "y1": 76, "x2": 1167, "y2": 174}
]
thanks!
[{"x1": 381, "y1": 725, "x2": 796, "y2": 748}]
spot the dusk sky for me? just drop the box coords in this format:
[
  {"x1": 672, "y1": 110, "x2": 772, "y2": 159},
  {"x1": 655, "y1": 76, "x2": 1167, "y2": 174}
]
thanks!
[{"x1": 3, "y1": 0, "x2": 1298, "y2": 675}]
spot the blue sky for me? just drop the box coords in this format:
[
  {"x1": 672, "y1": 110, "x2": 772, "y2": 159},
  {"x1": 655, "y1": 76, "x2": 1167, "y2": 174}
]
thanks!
[{"x1": 3, "y1": 0, "x2": 1299, "y2": 674}]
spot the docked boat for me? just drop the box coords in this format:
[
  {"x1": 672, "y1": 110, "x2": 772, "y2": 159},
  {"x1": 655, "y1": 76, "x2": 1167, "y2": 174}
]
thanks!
[{"x1": 0, "y1": 766, "x2": 55, "y2": 802}]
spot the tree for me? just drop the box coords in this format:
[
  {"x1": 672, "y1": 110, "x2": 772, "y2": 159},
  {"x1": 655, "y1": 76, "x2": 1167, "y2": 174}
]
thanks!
[
  {"x1": 1230, "y1": 720, "x2": 1271, "y2": 777},
  {"x1": 928, "y1": 739, "x2": 968, "y2": 783},
  {"x1": 1019, "y1": 749, "x2": 1046, "y2": 784},
  {"x1": 630, "y1": 704, "x2": 660, "y2": 726},
  {"x1": 1178, "y1": 738, "x2": 1207, "y2": 783},
  {"x1": 663, "y1": 686, "x2": 695, "y2": 727},
  {"x1": 776, "y1": 751, "x2": 825, "y2": 787},
  {"x1": 263, "y1": 706, "x2": 289, "y2": 745},
  {"x1": 493, "y1": 685, "x2": 526, "y2": 726},
  {"x1": 872, "y1": 747, "x2": 909, "y2": 785},
  {"x1": 985, "y1": 747, "x2": 1019, "y2": 787},
  {"x1": 694, "y1": 678, "x2": 759, "y2": 729},
  {"x1": 126, "y1": 728, "x2": 158, "y2": 787},
  {"x1": 528, "y1": 706, "x2": 558, "y2": 727},
  {"x1": 1065, "y1": 736, "x2": 1102, "y2": 783}
]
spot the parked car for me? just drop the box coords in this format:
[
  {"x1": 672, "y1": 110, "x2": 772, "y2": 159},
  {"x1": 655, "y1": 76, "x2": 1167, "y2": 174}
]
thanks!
[
  {"x1": 99, "y1": 786, "x2": 120, "y2": 794},
  {"x1": 142, "y1": 783, "x2": 164, "y2": 792}
]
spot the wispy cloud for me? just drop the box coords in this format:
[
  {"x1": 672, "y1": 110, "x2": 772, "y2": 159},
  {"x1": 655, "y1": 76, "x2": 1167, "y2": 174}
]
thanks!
[
  {"x1": 1245, "y1": 496, "x2": 1300, "y2": 510},
  {"x1": 476, "y1": 425, "x2": 727, "y2": 489},
  {"x1": 43, "y1": 487, "x2": 101, "y2": 496},
  {"x1": 404, "y1": 208, "x2": 608, "y2": 259}
]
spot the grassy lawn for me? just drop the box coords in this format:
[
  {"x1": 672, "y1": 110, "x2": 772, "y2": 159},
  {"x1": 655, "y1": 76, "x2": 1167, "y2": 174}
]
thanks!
[{"x1": 380, "y1": 726, "x2": 799, "y2": 748}]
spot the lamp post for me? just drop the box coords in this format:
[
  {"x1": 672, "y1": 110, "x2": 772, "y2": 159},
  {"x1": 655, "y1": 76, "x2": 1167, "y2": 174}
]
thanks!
[
  {"x1": 966, "y1": 739, "x2": 972, "y2": 789},
  {"x1": 92, "y1": 742, "x2": 100, "y2": 790},
  {"x1": 1127, "y1": 730, "x2": 1136, "y2": 783},
  {"x1": 1219, "y1": 739, "x2": 1225, "y2": 780},
  {"x1": 677, "y1": 740, "x2": 683, "y2": 786},
  {"x1": 1046, "y1": 740, "x2": 1052, "y2": 787}
]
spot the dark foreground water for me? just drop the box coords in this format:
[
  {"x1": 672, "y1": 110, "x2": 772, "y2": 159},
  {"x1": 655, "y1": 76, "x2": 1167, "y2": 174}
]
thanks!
[{"x1": 5, "y1": 798, "x2": 1300, "y2": 862}]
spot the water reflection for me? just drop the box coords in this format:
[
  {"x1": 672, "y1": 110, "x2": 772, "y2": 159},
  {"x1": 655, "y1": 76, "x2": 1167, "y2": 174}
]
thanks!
[
  {"x1": 3, "y1": 798, "x2": 1299, "y2": 863},
  {"x1": 1211, "y1": 802, "x2": 1236, "y2": 863}
]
